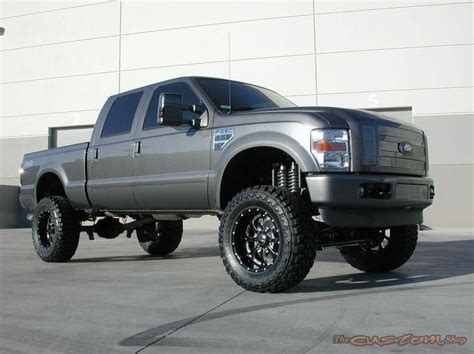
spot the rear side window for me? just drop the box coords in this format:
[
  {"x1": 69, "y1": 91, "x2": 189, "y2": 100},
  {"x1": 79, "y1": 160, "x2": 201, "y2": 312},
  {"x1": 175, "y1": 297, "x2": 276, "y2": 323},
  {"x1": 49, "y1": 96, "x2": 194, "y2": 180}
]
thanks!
[
  {"x1": 143, "y1": 83, "x2": 201, "y2": 130},
  {"x1": 101, "y1": 92, "x2": 143, "y2": 137}
]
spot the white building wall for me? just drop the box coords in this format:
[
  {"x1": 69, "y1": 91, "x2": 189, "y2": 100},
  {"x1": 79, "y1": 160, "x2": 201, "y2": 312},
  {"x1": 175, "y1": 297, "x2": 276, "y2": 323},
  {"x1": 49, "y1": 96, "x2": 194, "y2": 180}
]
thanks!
[{"x1": 0, "y1": 0, "x2": 472, "y2": 227}]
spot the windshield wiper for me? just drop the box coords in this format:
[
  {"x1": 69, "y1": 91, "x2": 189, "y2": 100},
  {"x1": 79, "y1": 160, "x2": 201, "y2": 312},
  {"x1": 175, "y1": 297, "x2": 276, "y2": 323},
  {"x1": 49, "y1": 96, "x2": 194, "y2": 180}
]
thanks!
[
  {"x1": 231, "y1": 106, "x2": 257, "y2": 111},
  {"x1": 219, "y1": 105, "x2": 256, "y2": 112}
]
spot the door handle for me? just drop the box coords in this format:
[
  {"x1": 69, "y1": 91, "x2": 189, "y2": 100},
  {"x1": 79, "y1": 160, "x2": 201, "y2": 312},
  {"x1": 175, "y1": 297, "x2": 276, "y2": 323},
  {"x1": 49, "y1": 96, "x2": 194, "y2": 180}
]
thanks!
[
  {"x1": 92, "y1": 148, "x2": 99, "y2": 161},
  {"x1": 132, "y1": 141, "x2": 141, "y2": 157}
]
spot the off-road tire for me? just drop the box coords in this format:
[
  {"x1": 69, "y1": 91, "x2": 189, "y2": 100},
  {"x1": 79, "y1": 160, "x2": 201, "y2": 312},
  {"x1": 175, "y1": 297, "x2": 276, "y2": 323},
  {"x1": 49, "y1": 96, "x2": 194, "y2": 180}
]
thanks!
[
  {"x1": 340, "y1": 225, "x2": 418, "y2": 272},
  {"x1": 137, "y1": 220, "x2": 183, "y2": 256},
  {"x1": 32, "y1": 196, "x2": 81, "y2": 262},
  {"x1": 219, "y1": 186, "x2": 315, "y2": 293}
]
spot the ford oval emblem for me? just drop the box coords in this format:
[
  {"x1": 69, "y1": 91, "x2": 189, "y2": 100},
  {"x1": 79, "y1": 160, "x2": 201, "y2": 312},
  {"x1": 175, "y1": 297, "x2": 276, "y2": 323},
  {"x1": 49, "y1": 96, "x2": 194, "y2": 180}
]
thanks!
[{"x1": 398, "y1": 141, "x2": 414, "y2": 156}]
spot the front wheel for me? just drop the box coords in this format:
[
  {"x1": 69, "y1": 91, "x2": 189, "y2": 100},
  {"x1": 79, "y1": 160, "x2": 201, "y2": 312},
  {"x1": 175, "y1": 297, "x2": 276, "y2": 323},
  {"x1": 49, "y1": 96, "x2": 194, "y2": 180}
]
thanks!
[
  {"x1": 137, "y1": 220, "x2": 183, "y2": 256},
  {"x1": 219, "y1": 186, "x2": 315, "y2": 293},
  {"x1": 340, "y1": 225, "x2": 418, "y2": 272}
]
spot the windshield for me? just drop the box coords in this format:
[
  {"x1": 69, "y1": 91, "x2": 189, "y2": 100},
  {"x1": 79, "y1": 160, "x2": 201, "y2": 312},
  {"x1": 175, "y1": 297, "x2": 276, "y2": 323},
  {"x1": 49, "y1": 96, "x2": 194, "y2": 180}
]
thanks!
[{"x1": 197, "y1": 78, "x2": 296, "y2": 112}]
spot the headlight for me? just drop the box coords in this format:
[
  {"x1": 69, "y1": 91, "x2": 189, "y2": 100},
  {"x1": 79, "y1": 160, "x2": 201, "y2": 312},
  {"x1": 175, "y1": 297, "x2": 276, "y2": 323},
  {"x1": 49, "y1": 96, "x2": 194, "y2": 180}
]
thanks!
[{"x1": 311, "y1": 129, "x2": 350, "y2": 171}]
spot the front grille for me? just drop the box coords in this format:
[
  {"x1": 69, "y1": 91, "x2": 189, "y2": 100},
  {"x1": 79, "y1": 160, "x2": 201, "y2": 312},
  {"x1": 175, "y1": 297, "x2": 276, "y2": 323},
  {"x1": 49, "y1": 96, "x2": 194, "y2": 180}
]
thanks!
[
  {"x1": 361, "y1": 124, "x2": 426, "y2": 176},
  {"x1": 395, "y1": 184, "x2": 429, "y2": 200}
]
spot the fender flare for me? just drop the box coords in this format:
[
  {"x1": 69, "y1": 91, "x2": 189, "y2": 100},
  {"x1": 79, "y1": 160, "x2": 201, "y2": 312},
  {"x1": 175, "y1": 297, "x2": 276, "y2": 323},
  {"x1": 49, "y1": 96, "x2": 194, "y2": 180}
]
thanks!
[
  {"x1": 34, "y1": 167, "x2": 68, "y2": 203},
  {"x1": 211, "y1": 131, "x2": 319, "y2": 209}
]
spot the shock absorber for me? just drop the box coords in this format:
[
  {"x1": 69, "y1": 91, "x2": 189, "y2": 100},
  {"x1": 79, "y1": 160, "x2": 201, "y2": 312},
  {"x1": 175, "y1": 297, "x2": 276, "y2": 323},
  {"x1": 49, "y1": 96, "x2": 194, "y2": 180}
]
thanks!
[
  {"x1": 288, "y1": 162, "x2": 300, "y2": 193},
  {"x1": 277, "y1": 164, "x2": 288, "y2": 188}
]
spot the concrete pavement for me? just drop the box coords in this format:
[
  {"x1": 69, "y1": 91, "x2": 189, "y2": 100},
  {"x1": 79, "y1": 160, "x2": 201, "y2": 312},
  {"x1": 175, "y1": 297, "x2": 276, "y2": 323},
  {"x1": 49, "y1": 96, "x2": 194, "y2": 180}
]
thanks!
[{"x1": 0, "y1": 219, "x2": 472, "y2": 353}]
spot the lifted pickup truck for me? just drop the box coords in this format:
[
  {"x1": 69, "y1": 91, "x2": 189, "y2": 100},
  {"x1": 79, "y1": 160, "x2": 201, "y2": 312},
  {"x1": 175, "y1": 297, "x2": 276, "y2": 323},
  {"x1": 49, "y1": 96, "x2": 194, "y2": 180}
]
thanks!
[{"x1": 20, "y1": 76, "x2": 434, "y2": 292}]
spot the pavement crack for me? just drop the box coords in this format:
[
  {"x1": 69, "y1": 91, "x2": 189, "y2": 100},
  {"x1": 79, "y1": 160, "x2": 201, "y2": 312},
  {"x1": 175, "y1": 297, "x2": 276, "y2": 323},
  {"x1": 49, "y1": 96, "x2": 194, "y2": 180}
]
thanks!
[
  {"x1": 122, "y1": 280, "x2": 474, "y2": 349},
  {"x1": 135, "y1": 290, "x2": 246, "y2": 353},
  {"x1": 300, "y1": 296, "x2": 346, "y2": 353}
]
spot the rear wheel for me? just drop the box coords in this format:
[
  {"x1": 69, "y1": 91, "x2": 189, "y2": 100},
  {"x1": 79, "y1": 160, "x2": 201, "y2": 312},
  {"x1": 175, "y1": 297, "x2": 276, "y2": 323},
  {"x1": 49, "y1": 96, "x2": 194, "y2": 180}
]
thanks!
[
  {"x1": 32, "y1": 196, "x2": 81, "y2": 262},
  {"x1": 340, "y1": 225, "x2": 418, "y2": 272},
  {"x1": 219, "y1": 186, "x2": 315, "y2": 293},
  {"x1": 137, "y1": 220, "x2": 183, "y2": 256}
]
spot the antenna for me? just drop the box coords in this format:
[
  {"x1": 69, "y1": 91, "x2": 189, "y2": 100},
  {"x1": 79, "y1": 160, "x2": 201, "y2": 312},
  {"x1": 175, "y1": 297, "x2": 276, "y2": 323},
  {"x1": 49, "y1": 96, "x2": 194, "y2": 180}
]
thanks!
[{"x1": 228, "y1": 32, "x2": 231, "y2": 114}]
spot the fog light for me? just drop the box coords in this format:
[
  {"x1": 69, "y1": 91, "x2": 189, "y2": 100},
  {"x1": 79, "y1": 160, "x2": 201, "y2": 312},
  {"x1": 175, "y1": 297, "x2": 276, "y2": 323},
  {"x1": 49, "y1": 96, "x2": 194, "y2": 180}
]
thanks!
[
  {"x1": 359, "y1": 183, "x2": 392, "y2": 199},
  {"x1": 430, "y1": 185, "x2": 435, "y2": 199}
]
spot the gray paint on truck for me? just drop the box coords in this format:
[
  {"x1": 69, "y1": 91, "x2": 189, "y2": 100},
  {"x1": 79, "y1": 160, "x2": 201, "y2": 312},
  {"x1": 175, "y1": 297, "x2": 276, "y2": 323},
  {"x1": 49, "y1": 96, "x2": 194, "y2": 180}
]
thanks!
[{"x1": 19, "y1": 76, "x2": 434, "y2": 227}]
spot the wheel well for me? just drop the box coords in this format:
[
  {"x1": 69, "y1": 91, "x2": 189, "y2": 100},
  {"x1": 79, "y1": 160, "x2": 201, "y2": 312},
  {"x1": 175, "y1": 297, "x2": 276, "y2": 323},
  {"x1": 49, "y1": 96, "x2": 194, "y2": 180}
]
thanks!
[
  {"x1": 219, "y1": 147, "x2": 296, "y2": 210},
  {"x1": 36, "y1": 173, "x2": 66, "y2": 202}
]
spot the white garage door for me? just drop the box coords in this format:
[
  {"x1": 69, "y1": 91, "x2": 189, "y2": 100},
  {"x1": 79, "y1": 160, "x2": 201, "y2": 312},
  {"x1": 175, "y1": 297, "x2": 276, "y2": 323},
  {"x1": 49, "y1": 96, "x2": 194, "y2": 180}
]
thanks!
[{"x1": 50, "y1": 126, "x2": 94, "y2": 148}]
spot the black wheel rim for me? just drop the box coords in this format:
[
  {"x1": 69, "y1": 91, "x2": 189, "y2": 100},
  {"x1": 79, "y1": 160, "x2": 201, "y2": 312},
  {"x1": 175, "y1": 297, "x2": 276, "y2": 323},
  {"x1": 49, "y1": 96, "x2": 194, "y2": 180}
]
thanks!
[
  {"x1": 362, "y1": 229, "x2": 390, "y2": 254},
  {"x1": 138, "y1": 222, "x2": 161, "y2": 243},
  {"x1": 37, "y1": 210, "x2": 56, "y2": 249},
  {"x1": 231, "y1": 207, "x2": 280, "y2": 273}
]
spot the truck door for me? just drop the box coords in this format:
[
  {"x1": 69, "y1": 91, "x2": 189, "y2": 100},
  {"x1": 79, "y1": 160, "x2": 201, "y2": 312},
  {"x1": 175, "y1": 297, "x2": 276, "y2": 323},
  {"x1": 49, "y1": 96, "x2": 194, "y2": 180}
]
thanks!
[
  {"x1": 86, "y1": 90, "x2": 145, "y2": 210},
  {"x1": 131, "y1": 82, "x2": 211, "y2": 210}
]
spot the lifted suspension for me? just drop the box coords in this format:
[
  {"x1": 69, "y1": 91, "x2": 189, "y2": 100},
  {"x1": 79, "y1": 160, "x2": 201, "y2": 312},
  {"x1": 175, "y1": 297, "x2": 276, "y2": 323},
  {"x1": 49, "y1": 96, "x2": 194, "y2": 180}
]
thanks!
[
  {"x1": 314, "y1": 225, "x2": 385, "y2": 250},
  {"x1": 82, "y1": 216, "x2": 156, "y2": 240},
  {"x1": 272, "y1": 161, "x2": 301, "y2": 193}
]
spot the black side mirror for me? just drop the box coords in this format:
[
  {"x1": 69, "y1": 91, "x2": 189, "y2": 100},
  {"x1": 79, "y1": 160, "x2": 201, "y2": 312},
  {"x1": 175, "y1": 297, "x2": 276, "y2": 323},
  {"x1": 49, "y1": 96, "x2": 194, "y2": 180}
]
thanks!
[
  {"x1": 158, "y1": 93, "x2": 205, "y2": 128},
  {"x1": 158, "y1": 93, "x2": 184, "y2": 127}
]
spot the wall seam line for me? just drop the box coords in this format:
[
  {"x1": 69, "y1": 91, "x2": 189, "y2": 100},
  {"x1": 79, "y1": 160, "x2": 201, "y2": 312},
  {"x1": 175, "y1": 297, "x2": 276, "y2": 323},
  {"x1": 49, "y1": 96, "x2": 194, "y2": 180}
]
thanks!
[
  {"x1": 0, "y1": 134, "x2": 49, "y2": 140},
  {"x1": 413, "y1": 112, "x2": 474, "y2": 117},
  {"x1": 1, "y1": 53, "x2": 316, "y2": 86},
  {"x1": 3, "y1": 109, "x2": 471, "y2": 121},
  {"x1": 118, "y1": 0, "x2": 123, "y2": 93},
  {"x1": 0, "y1": 35, "x2": 119, "y2": 53},
  {"x1": 0, "y1": 109, "x2": 101, "y2": 119},
  {"x1": 315, "y1": 1, "x2": 472, "y2": 16},
  {"x1": 312, "y1": 0, "x2": 319, "y2": 105},
  {"x1": 317, "y1": 43, "x2": 473, "y2": 56},
  {"x1": 0, "y1": 1, "x2": 112, "y2": 20},
  {"x1": 0, "y1": 14, "x2": 313, "y2": 53},
  {"x1": 0, "y1": 70, "x2": 119, "y2": 86},
  {"x1": 318, "y1": 85, "x2": 474, "y2": 95},
  {"x1": 428, "y1": 163, "x2": 474, "y2": 167},
  {"x1": 3, "y1": 39, "x2": 471, "y2": 55},
  {"x1": 120, "y1": 13, "x2": 314, "y2": 37}
]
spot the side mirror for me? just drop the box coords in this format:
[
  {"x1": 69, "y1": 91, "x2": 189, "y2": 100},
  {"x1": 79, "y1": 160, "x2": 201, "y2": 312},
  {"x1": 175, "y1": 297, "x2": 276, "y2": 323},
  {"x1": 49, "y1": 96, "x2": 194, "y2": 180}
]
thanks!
[
  {"x1": 158, "y1": 93, "x2": 206, "y2": 129},
  {"x1": 158, "y1": 93, "x2": 184, "y2": 127}
]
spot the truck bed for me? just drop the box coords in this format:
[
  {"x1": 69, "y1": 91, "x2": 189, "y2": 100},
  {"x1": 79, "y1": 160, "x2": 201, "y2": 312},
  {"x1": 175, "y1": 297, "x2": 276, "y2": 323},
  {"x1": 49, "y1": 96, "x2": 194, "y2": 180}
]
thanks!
[{"x1": 20, "y1": 142, "x2": 90, "y2": 210}]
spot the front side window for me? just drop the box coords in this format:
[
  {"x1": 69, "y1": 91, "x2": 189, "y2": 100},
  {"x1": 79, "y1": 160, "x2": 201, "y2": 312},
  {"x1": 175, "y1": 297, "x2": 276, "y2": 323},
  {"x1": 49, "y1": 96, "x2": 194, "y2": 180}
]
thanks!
[
  {"x1": 101, "y1": 91, "x2": 143, "y2": 137},
  {"x1": 143, "y1": 82, "x2": 202, "y2": 130},
  {"x1": 197, "y1": 78, "x2": 295, "y2": 112}
]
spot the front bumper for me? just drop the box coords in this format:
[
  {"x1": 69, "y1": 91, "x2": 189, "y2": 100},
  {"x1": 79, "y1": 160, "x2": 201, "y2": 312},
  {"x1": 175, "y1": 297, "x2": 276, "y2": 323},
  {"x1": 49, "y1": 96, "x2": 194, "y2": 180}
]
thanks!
[{"x1": 306, "y1": 174, "x2": 434, "y2": 227}]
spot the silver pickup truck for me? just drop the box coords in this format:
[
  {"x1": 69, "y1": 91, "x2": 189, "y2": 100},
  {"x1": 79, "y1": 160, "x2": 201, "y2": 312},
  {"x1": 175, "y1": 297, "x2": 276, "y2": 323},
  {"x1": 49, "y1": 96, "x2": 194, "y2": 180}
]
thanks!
[{"x1": 20, "y1": 76, "x2": 434, "y2": 292}]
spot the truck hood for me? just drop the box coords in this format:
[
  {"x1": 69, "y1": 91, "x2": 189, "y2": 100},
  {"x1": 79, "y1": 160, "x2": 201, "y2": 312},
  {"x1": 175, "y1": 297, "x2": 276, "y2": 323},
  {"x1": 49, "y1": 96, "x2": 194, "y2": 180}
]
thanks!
[
  {"x1": 228, "y1": 106, "x2": 427, "y2": 176},
  {"x1": 230, "y1": 106, "x2": 421, "y2": 133}
]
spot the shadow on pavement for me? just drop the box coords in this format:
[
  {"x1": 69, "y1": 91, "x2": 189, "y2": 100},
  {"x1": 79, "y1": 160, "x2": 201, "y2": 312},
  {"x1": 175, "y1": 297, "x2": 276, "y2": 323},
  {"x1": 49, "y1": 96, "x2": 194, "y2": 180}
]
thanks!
[
  {"x1": 70, "y1": 246, "x2": 220, "y2": 263},
  {"x1": 119, "y1": 239, "x2": 473, "y2": 348},
  {"x1": 296, "y1": 239, "x2": 473, "y2": 292}
]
